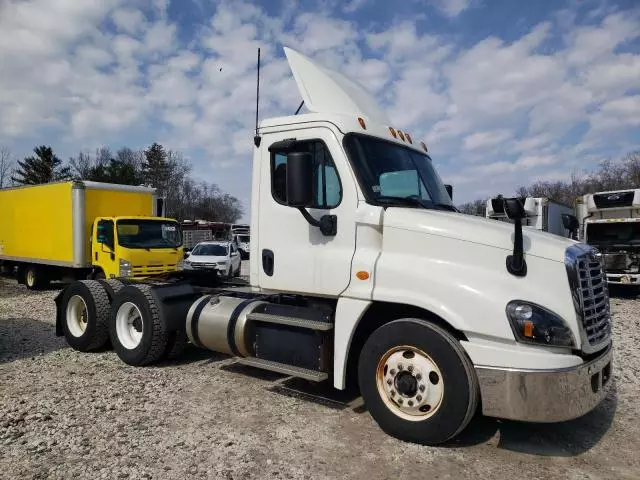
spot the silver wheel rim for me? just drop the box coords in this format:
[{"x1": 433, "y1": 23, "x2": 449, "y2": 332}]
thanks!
[
  {"x1": 376, "y1": 345, "x2": 444, "y2": 421},
  {"x1": 116, "y1": 302, "x2": 144, "y2": 350},
  {"x1": 26, "y1": 270, "x2": 35, "y2": 287},
  {"x1": 66, "y1": 295, "x2": 88, "y2": 337}
]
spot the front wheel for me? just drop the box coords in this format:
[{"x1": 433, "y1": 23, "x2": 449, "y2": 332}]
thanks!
[{"x1": 358, "y1": 319, "x2": 478, "y2": 445}]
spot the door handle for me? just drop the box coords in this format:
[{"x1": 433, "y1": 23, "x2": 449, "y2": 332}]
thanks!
[{"x1": 262, "y1": 249, "x2": 274, "y2": 276}]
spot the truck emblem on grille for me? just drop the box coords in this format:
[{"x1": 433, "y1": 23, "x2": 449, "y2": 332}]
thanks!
[{"x1": 606, "y1": 194, "x2": 621, "y2": 200}]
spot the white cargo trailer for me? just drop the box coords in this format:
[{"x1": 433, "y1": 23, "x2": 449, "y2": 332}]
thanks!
[{"x1": 486, "y1": 197, "x2": 574, "y2": 237}]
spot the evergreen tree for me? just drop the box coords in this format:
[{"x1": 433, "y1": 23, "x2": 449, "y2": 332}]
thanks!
[
  {"x1": 12, "y1": 146, "x2": 71, "y2": 185},
  {"x1": 142, "y1": 143, "x2": 169, "y2": 191}
]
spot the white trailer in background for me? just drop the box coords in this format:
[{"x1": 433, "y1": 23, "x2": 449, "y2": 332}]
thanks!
[
  {"x1": 485, "y1": 197, "x2": 574, "y2": 237},
  {"x1": 576, "y1": 189, "x2": 640, "y2": 288}
]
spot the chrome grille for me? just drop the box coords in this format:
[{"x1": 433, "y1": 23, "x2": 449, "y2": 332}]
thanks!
[{"x1": 565, "y1": 244, "x2": 612, "y2": 352}]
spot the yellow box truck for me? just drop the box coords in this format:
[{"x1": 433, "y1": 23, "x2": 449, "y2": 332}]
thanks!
[{"x1": 0, "y1": 181, "x2": 183, "y2": 288}]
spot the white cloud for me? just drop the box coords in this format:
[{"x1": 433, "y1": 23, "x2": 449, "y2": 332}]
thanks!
[
  {"x1": 463, "y1": 130, "x2": 513, "y2": 151},
  {"x1": 112, "y1": 8, "x2": 147, "y2": 34},
  {"x1": 427, "y1": 0, "x2": 471, "y2": 18},
  {"x1": 343, "y1": 0, "x2": 368, "y2": 13}
]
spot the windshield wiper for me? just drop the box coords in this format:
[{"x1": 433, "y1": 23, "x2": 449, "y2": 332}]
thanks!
[{"x1": 375, "y1": 196, "x2": 428, "y2": 209}]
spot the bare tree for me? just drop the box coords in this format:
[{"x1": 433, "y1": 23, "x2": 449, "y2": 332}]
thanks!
[{"x1": 0, "y1": 145, "x2": 15, "y2": 188}]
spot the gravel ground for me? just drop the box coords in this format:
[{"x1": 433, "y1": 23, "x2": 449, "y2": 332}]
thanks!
[{"x1": 1, "y1": 268, "x2": 639, "y2": 480}]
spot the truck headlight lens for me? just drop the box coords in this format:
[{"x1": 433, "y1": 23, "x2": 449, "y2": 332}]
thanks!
[
  {"x1": 506, "y1": 301, "x2": 575, "y2": 348},
  {"x1": 177, "y1": 260, "x2": 191, "y2": 271},
  {"x1": 119, "y1": 259, "x2": 132, "y2": 278}
]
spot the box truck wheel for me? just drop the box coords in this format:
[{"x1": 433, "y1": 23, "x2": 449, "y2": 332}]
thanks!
[
  {"x1": 109, "y1": 285, "x2": 169, "y2": 366},
  {"x1": 24, "y1": 265, "x2": 50, "y2": 290},
  {"x1": 61, "y1": 280, "x2": 111, "y2": 351},
  {"x1": 358, "y1": 319, "x2": 478, "y2": 445}
]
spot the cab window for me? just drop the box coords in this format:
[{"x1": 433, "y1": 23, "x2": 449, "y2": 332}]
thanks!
[
  {"x1": 271, "y1": 140, "x2": 341, "y2": 209},
  {"x1": 96, "y1": 220, "x2": 114, "y2": 250}
]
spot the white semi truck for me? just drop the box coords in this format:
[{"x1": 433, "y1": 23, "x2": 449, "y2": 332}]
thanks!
[
  {"x1": 576, "y1": 189, "x2": 640, "y2": 288},
  {"x1": 486, "y1": 197, "x2": 574, "y2": 237},
  {"x1": 54, "y1": 47, "x2": 613, "y2": 445}
]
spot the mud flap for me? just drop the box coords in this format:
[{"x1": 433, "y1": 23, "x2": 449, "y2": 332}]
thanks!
[{"x1": 54, "y1": 290, "x2": 64, "y2": 337}]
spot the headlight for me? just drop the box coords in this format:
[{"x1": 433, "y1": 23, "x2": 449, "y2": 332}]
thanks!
[
  {"x1": 178, "y1": 260, "x2": 192, "y2": 270},
  {"x1": 216, "y1": 261, "x2": 227, "y2": 266},
  {"x1": 506, "y1": 300, "x2": 575, "y2": 348},
  {"x1": 119, "y1": 259, "x2": 132, "y2": 278}
]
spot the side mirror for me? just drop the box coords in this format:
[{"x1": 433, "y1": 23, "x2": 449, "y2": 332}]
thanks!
[
  {"x1": 286, "y1": 152, "x2": 314, "y2": 207},
  {"x1": 503, "y1": 198, "x2": 526, "y2": 220},
  {"x1": 444, "y1": 184, "x2": 453, "y2": 200}
]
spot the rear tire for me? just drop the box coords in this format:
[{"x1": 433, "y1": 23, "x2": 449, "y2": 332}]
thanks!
[
  {"x1": 163, "y1": 330, "x2": 188, "y2": 360},
  {"x1": 61, "y1": 280, "x2": 111, "y2": 352},
  {"x1": 24, "y1": 265, "x2": 49, "y2": 290},
  {"x1": 110, "y1": 284, "x2": 169, "y2": 366},
  {"x1": 358, "y1": 318, "x2": 478, "y2": 445},
  {"x1": 98, "y1": 279, "x2": 126, "y2": 302}
]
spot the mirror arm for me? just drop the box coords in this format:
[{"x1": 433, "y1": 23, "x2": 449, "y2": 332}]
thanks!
[
  {"x1": 297, "y1": 208, "x2": 337, "y2": 236},
  {"x1": 506, "y1": 217, "x2": 527, "y2": 277},
  {"x1": 297, "y1": 207, "x2": 321, "y2": 228}
]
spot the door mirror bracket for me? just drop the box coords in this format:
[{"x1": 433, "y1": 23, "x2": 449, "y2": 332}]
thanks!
[{"x1": 298, "y1": 208, "x2": 337, "y2": 236}]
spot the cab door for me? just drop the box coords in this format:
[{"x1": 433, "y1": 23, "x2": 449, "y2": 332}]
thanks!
[
  {"x1": 257, "y1": 126, "x2": 357, "y2": 296},
  {"x1": 93, "y1": 218, "x2": 118, "y2": 278}
]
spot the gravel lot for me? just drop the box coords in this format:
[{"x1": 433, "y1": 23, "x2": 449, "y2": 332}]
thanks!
[{"x1": 1, "y1": 268, "x2": 639, "y2": 480}]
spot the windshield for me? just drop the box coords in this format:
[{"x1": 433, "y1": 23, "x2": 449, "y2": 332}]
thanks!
[
  {"x1": 586, "y1": 222, "x2": 640, "y2": 246},
  {"x1": 191, "y1": 244, "x2": 228, "y2": 256},
  {"x1": 238, "y1": 235, "x2": 250, "y2": 243},
  {"x1": 116, "y1": 220, "x2": 182, "y2": 249},
  {"x1": 343, "y1": 134, "x2": 453, "y2": 209}
]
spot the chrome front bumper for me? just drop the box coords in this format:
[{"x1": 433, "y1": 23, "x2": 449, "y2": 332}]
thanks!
[{"x1": 475, "y1": 344, "x2": 613, "y2": 422}]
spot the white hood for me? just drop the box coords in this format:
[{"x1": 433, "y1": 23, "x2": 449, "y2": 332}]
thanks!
[
  {"x1": 189, "y1": 255, "x2": 227, "y2": 264},
  {"x1": 384, "y1": 208, "x2": 576, "y2": 263},
  {"x1": 283, "y1": 47, "x2": 390, "y2": 124}
]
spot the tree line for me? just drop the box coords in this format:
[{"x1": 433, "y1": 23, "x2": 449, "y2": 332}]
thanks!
[
  {"x1": 457, "y1": 150, "x2": 640, "y2": 216},
  {"x1": 0, "y1": 143, "x2": 243, "y2": 223}
]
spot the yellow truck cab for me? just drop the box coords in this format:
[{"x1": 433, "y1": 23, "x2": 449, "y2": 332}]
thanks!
[
  {"x1": 0, "y1": 181, "x2": 183, "y2": 288},
  {"x1": 92, "y1": 216, "x2": 183, "y2": 279}
]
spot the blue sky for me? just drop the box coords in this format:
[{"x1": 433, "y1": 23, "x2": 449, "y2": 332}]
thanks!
[{"x1": 1, "y1": 0, "x2": 638, "y2": 221}]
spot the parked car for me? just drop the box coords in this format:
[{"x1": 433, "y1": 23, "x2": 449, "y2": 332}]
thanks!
[{"x1": 180, "y1": 241, "x2": 241, "y2": 278}]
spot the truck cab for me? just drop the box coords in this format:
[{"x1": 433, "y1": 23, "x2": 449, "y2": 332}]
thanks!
[
  {"x1": 57, "y1": 46, "x2": 613, "y2": 445},
  {"x1": 92, "y1": 216, "x2": 183, "y2": 279},
  {"x1": 577, "y1": 189, "x2": 640, "y2": 288}
]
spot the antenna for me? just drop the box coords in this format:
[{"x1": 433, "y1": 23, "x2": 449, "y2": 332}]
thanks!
[
  {"x1": 253, "y1": 48, "x2": 261, "y2": 148},
  {"x1": 295, "y1": 101, "x2": 304, "y2": 115}
]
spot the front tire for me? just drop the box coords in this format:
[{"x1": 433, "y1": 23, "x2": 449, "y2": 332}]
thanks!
[
  {"x1": 109, "y1": 285, "x2": 169, "y2": 366},
  {"x1": 358, "y1": 319, "x2": 478, "y2": 445},
  {"x1": 61, "y1": 280, "x2": 111, "y2": 351}
]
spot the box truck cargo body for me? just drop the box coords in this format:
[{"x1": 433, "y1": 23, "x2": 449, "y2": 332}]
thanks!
[
  {"x1": 486, "y1": 197, "x2": 574, "y2": 237},
  {"x1": 0, "y1": 181, "x2": 182, "y2": 288}
]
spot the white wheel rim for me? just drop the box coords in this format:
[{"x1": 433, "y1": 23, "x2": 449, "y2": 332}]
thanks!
[
  {"x1": 66, "y1": 295, "x2": 88, "y2": 337},
  {"x1": 376, "y1": 345, "x2": 444, "y2": 421},
  {"x1": 116, "y1": 302, "x2": 144, "y2": 350},
  {"x1": 26, "y1": 270, "x2": 35, "y2": 287}
]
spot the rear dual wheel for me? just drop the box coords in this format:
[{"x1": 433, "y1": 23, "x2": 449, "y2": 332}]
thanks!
[
  {"x1": 62, "y1": 280, "x2": 111, "y2": 351},
  {"x1": 358, "y1": 319, "x2": 478, "y2": 445},
  {"x1": 109, "y1": 285, "x2": 187, "y2": 366}
]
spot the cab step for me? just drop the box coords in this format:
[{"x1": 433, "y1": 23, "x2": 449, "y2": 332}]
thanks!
[
  {"x1": 247, "y1": 312, "x2": 334, "y2": 331},
  {"x1": 236, "y1": 357, "x2": 329, "y2": 382}
]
